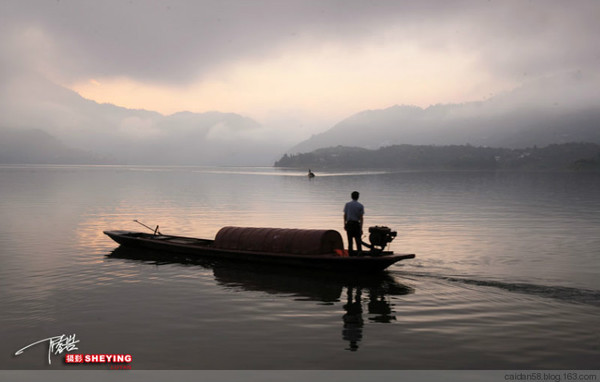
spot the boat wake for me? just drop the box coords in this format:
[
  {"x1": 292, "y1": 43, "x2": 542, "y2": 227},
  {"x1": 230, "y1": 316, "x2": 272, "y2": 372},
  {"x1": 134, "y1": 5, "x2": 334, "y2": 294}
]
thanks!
[{"x1": 393, "y1": 270, "x2": 600, "y2": 307}]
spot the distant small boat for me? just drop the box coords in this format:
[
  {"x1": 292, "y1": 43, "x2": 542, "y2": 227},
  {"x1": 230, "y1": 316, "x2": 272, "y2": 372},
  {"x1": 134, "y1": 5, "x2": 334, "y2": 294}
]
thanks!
[
  {"x1": 104, "y1": 226, "x2": 415, "y2": 272},
  {"x1": 308, "y1": 169, "x2": 315, "y2": 178}
]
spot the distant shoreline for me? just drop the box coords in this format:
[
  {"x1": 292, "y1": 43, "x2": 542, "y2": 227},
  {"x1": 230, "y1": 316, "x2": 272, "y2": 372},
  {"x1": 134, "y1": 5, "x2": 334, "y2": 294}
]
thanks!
[{"x1": 274, "y1": 142, "x2": 600, "y2": 172}]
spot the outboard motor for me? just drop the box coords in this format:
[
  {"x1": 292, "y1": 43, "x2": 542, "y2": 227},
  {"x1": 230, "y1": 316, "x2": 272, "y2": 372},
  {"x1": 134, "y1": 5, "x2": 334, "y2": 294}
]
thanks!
[{"x1": 362, "y1": 226, "x2": 397, "y2": 254}]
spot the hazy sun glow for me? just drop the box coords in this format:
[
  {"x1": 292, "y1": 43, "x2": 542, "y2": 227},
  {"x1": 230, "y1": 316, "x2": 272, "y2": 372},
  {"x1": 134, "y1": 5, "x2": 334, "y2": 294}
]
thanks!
[{"x1": 68, "y1": 37, "x2": 516, "y2": 123}]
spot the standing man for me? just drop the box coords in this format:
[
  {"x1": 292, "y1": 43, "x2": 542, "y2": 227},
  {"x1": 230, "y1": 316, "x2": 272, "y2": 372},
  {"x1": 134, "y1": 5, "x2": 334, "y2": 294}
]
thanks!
[{"x1": 343, "y1": 191, "x2": 364, "y2": 255}]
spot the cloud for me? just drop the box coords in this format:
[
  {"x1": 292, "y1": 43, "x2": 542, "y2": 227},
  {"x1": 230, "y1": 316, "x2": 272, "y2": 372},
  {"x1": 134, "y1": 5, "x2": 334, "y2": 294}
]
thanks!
[
  {"x1": 119, "y1": 116, "x2": 163, "y2": 140},
  {"x1": 3, "y1": 0, "x2": 598, "y2": 85},
  {"x1": 1, "y1": 0, "x2": 599, "y2": 140}
]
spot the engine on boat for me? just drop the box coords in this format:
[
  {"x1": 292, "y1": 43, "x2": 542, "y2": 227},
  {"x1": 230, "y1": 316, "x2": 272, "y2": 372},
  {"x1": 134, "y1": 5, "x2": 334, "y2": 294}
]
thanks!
[{"x1": 364, "y1": 226, "x2": 397, "y2": 252}]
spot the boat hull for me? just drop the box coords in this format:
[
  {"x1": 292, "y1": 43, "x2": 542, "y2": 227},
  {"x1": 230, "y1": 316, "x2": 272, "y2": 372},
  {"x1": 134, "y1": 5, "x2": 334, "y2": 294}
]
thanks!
[{"x1": 103, "y1": 230, "x2": 415, "y2": 272}]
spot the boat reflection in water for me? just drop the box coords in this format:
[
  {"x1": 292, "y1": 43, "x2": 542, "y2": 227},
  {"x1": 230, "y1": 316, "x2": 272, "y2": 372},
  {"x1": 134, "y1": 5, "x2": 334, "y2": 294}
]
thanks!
[{"x1": 107, "y1": 246, "x2": 415, "y2": 351}]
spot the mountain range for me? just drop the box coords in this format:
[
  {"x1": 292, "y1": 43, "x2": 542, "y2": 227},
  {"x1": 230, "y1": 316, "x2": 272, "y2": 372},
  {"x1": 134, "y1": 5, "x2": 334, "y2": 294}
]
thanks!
[
  {"x1": 1, "y1": 69, "x2": 599, "y2": 165},
  {"x1": 289, "y1": 72, "x2": 600, "y2": 154},
  {"x1": 0, "y1": 69, "x2": 288, "y2": 165}
]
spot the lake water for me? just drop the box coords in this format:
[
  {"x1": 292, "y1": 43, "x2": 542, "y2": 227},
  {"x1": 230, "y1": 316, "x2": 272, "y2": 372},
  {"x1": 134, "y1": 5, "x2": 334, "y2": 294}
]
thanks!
[{"x1": 1, "y1": 165, "x2": 599, "y2": 370}]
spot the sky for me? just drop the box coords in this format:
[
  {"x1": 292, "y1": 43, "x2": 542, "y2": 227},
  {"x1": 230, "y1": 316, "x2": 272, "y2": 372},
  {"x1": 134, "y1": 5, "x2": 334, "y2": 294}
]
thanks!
[{"x1": 1, "y1": 0, "x2": 599, "y2": 137}]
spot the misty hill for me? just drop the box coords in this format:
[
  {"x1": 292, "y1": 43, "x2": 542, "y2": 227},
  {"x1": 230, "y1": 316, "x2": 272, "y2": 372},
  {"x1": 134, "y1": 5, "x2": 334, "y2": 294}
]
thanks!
[
  {"x1": 0, "y1": 69, "x2": 288, "y2": 165},
  {"x1": 275, "y1": 143, "x2": 600, "y2": 171},
  {"x1": 0, "y1": 128, "x2": 108, "y2": 164},
  {"x1": 102, "y1": 110, "x2": 272, "y2": 165},
  {"x1": 290, "y1": 72, "x2": 600, "y2": 153},
  {"x1": 3, "y1": 67, "x2": 599, "y2": 165}
]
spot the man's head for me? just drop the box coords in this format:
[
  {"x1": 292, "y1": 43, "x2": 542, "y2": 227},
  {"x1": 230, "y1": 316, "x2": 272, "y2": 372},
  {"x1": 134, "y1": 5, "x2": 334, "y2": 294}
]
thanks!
[{"x1": 351, "y1": 191, "x2": 360, "y2": 200}]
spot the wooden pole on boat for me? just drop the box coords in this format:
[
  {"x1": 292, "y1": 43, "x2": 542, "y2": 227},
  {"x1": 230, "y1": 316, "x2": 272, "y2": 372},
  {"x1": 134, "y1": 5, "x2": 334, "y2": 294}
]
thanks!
[{"x1": 133, "y1": 219, "x2": 161, "y2": 235}]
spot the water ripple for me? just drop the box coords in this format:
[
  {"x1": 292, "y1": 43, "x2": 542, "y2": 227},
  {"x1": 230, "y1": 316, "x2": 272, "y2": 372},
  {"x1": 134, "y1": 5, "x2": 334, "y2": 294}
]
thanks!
[{"x1": 395, "y1": 270, "x2": 600, "y2": 307}]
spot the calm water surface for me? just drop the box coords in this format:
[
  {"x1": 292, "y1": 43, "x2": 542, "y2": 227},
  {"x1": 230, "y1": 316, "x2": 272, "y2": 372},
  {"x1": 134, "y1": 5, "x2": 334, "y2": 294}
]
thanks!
[{"x1": 1, "y1": 165, "x2": 599, "y2": 369}]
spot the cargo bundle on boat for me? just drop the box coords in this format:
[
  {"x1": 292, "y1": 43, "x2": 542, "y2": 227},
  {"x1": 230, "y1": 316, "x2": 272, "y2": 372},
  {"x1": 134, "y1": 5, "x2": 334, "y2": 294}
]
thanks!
[{"x1": 104, "y1": 224, "x2": 415, "y2": 272}]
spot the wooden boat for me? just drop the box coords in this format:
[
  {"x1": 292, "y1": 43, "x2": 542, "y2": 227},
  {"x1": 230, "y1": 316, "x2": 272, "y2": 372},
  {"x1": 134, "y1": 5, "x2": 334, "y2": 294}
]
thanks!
[
  {"x1": 109, "y1": 245, "x2": 415, "y2": 300},
  {"x1": 103, "y1": 226, "x2": 415, "y2": 272}
]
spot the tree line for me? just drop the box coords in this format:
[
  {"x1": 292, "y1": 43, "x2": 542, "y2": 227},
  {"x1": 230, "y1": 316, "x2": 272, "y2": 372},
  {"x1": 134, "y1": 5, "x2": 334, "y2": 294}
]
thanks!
[{"x1": 274, "y1": 143, "x2": 600, "y2": 171}]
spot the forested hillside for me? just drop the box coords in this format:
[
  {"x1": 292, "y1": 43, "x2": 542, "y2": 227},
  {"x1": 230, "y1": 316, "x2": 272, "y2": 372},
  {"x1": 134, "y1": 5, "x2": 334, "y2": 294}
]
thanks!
[{"x1": 275, "y1": 143, "x2": 600, "y2": 171}]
